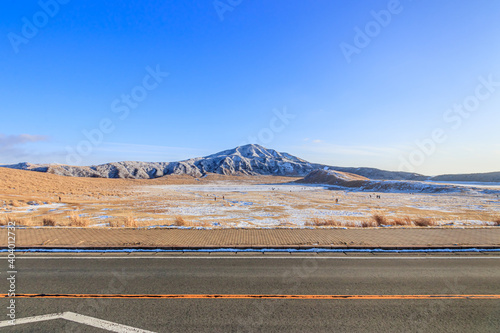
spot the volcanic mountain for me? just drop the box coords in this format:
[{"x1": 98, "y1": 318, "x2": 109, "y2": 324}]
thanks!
[
  {"x1": 2, "y1": 144, "x2": 499, "y2": 182},
  {"x1": 2, "y1": 144, "x2": 323, "y2": 179}
]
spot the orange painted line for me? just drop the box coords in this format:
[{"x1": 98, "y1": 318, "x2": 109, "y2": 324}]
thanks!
[{"x1": 1, "y1": 294, "x2": 500, "y2": 300}]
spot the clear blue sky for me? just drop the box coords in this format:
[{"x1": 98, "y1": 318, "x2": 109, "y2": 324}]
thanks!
[{"x1": 1, "y1": 0, "x2": 499, "y2": 175}]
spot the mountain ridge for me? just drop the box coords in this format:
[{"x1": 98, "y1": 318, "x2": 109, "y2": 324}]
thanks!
[{"x1": 2, "y1": 144, "x2": 499, "y2": 182}]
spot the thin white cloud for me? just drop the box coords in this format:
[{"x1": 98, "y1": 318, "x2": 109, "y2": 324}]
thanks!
[
  {"x1": 303, "y1": 138, "x2": 323, "y2": 144},
  {"x1": 0, "y1": 133, "x2": 51, "y2": 164},
  {"x1": 0, "y1": 134, "x2": 48, "y2": 150}
]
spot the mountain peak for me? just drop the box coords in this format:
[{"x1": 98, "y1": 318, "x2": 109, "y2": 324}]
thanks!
[
  {"x1": 169, "y1": 144, "x2": 313, "y2": 177},
  {"x1": 1, "y1": 145, "x2": 436, "y2": 181},
  {"x1": 208, "y1": 144, "x2": 306, "y2": 164},
  {"x1": 206, "y1": 144, "x2": 271, "y2": 159},
  {"x1": 235, "y1": 144, "x2": 274, "y2": 158},
  {"x1": 238, "y1": 143, "x2": 266, "y2": 149}
]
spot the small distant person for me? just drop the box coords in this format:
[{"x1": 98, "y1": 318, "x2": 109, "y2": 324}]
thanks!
[
  {"x1": 222, "y1": 196, "x2": 225, "y2": 200},
  {"x1": 336, "y1": 198, "x2": 339, "y2": 204},
  {"x1": 58, "y1": 196, "x2": 62, "y2": 202}
]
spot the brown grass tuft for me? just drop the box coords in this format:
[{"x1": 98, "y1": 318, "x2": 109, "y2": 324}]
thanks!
[
  {"x1": 123, "y1": 214, "x2": 138, "y2": 228},
  {"x1": 372, "y1": 214, "x2": 388, "y2": 226},
  {"x1": 392, "y1": 216, "x2": 412, "y2": 226},
  {"x1": 173, "y1": 216, "x2": 192, "y2": 227},
  {"x1": 1, "y1": 215, "x2": 36, "y2": 226},
  {"x1": 360, "y1": 220, "x2": 376, "y2": 228},
  {"x1": 413, "y1": 217, "x2": 437, "y2": 227},
  {"x1": 493, "y1": 218, "x2": 500, "y2": 226},
  {"x1": 305, "y1": 217, "x2": 342, "y2": 227},
  {"x1": 42, "y1": 218, "x2": 57, "y2": 226},
  {"x1": 69, "y1": 211, "x2": 90, "y2": 227},
  {"x1": 0, "y1": 214, "x2": 12, "y2": 226},
  {"x1": 21, "y1": 217, "x2": 38, "y2": 227},
  {"x1": 108, "y1": 219, "x2": 120, "y2": 227}
]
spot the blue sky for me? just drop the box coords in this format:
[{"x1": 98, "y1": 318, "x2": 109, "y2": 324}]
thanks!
[{"x1": 1, "y1": 0, "x2": 499, "y2": 175}]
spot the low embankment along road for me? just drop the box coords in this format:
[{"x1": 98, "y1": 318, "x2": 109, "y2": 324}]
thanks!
[{"x1": 1, "y1": 228, "x2": 500, "y2": 248}]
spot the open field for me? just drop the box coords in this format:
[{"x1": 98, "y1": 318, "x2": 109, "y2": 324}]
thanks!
[{"x1": 1, "y1": 167, "x2": 500, "y2": 229}]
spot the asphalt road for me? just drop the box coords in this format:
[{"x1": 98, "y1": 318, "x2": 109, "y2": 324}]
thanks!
[{"x1": 1, "y1": 253, "x2": 499, "y2": 332}]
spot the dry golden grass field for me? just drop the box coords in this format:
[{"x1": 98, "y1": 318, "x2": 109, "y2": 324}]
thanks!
[{"x1": 1, "y1": 167, "x2": 500, "y2": 229}]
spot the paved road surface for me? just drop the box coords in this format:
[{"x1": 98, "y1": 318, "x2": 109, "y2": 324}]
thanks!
[{"x1": 1, "y1": 253, "x2": 499, "y2": 332}]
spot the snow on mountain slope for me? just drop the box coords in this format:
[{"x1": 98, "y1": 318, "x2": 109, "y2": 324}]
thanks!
[
  {"x1": 0, "y1": 145, "x2": 321, "y2": 179},
  {"x1": 2, "y1": 144, "x2": 498, "y2": 182},
  {"x1": 186, "y1": 144, "x2": 317, "y2": 176},
  {"x1": 297, "y1": 169, "x2": 369, "y2": 187}
]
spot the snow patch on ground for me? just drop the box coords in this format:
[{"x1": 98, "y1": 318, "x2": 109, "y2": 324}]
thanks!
[{"x1": 7, "y1": 203, "x2": 66, "y2": 213}]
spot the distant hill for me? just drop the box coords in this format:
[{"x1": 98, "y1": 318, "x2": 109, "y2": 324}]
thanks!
[
  {"x1": 297, "y1": 169, "x2": 369, "y2": 187},
  {"x1": 1, "y1": 144, "x2": 499, "y2": 182},
  {"x1": 431, "y1": 172, "x2": 500, "y2": 183},
  {"x1": 296, "y1": 169, "x2": 468, "y2": 193}
]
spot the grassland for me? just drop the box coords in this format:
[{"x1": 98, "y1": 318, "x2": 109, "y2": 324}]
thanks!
[{"x1": 1, "y1": 167, "x2": 500, "y2": 228}]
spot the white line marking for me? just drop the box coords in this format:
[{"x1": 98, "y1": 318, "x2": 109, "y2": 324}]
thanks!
[
  {"x1": 0, "y1": 312, "x2": 155, "y2": 332},
  {"x1": 0, "y1": 312, "x2": 62, "y2": 327},
  {"x1": 5, "y1": 256, "x2": 500, "y2": 260},
  {"x1": 61, "y1": 312, "x2": 155, "y2": 332}
]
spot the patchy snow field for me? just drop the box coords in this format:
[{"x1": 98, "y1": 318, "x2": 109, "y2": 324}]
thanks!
[
  {"x1": 3, "y1": 176, "x2": 500, "y2": 228},
  {"x1": 129, "y1": 181, "x2": 500, "y2": 228}
]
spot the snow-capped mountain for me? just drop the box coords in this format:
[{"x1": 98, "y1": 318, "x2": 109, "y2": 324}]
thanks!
[
  {"x1": 1, "y1": 144, "x2": 323, "y2": 179},
  {"x1": 2, "y1": 144, "x2": 498, "y2": 182},
  {"x1": 182, "y1": 144, "x2": 319, "y2": 177}
]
